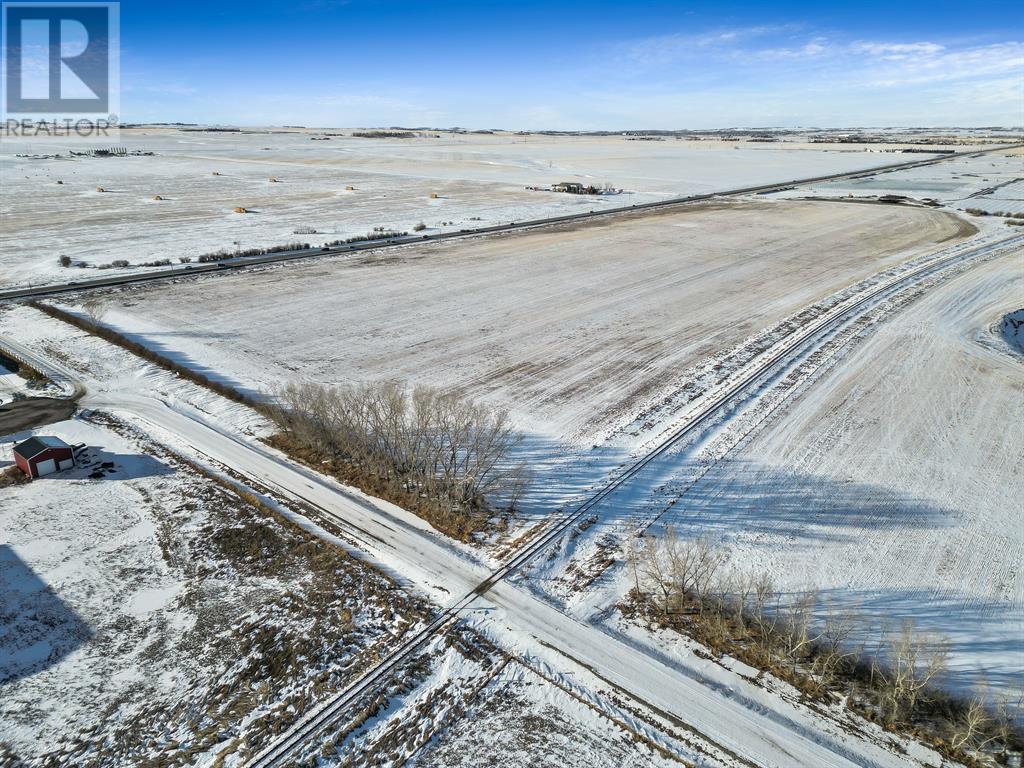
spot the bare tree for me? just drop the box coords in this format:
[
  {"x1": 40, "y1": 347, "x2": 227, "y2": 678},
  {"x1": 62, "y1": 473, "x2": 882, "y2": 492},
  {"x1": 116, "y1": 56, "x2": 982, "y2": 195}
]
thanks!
[
  {"x1": 949, "y1": 693, "x2": 992, "y2": 752},
  {"x1": 270, "y1": 380, "x2": 527, "y2": 530},
  {"x1": 637, "y1": 531, "x2": 675, "y2": 618},
  {"x1": 82, "y1": 296, "x2": 107, "y2": 324},
  {"x1": 626, "y1": 535, "x2": 643, "y2": 598},
  {"x1": 876, "y1": 621, "x2": 950, "y2": 724},
  {"x1": 779, "y1": 589, "x2": 826, "y2": 667},
  {"x1": 722, "y1": 570, "x2": 758, "y2": 631},
  {"x1": 689, "y1": 538, "x2": 726, "y2": 614},
  {"x1": 634, "y1": 528, "x2": 729, "y2": 619},
  {"x1": 812, "y1": 600, "x2": 864, "y2": 684},
  {"x1": 988, "y1": 684, "x2": 1024, "y2": 754},
  {"x1": 751, "y1": 575, "x2": 781, "y2": 658}
]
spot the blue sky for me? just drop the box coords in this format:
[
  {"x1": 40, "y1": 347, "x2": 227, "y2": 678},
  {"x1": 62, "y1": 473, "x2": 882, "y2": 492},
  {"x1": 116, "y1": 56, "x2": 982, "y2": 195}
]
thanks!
[{"x1": 113, "y1": 0, "x2": 1023, "y2": 128}]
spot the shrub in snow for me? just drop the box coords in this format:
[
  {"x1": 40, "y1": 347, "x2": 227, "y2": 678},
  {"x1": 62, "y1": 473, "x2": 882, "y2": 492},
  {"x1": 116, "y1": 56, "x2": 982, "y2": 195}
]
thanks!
[{"x1": 269, "y1": 381, "x2": 528, "y2": 540}]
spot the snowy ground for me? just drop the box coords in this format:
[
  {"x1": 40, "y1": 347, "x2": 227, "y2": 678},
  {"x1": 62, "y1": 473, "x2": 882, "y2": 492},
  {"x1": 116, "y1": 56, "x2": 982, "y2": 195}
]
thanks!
[
  {"x1": 0, "y1": 409, "x2": 430, "y2": 766},
  {"x1": 0, "y1": 127, "x2": 1001, "y2": 289},
  {"x1": 0, "y1": 285, "x2": 964, "y2": 768},
  {"x1": 769, "y1": 149, "x2": 1023, "y2": 215},
  {"x1": 1, "y1": 135, "x2": 1018, "y2": 764},
  {"x1": 538, "y1": 243, "x2": 1024, "y2": 701},
  {"x1": 649, "y1": 250, "x2": 1024, "y2": 694},
  {"x1": 412, "y1": 662, "x2": 682, "y2": 768},
  {"x1": 0, "y1": 360, "x2": 25, "y2": 405},
  {"x1": 65, "y1": 197, "x2": 975, "y2": 554},
  {"x1": 26, "y1": 192, "x2": 1004, "y2": 658},
  {"x1": 70, "y1": 199, "x2": 966, "y2": 449}
]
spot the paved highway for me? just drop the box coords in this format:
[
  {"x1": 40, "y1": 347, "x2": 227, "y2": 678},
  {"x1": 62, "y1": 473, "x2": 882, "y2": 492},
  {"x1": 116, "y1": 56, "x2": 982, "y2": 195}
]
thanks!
[{"x1": 1, "y1": 144, "x2": 1018, "y2": 303}]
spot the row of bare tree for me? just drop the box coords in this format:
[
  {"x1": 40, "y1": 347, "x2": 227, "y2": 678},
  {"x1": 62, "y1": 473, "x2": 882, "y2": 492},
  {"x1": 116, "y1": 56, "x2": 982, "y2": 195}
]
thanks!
[
  {"x1": 270, "y1": 381, "x2": 529, "y2": 534},
  {"x1": 627, "y1": 527, "x2": 1021, "y2": 755}
]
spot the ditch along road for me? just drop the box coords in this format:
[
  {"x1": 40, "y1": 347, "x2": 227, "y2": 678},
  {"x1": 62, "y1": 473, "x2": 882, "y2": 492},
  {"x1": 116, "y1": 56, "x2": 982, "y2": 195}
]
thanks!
[
  {"x1": 5, "y1": 232, "x2": 1021, "y2": 767},
  {"x1": 1, "y1": 144, "x2": 1020, "y2": 304}
]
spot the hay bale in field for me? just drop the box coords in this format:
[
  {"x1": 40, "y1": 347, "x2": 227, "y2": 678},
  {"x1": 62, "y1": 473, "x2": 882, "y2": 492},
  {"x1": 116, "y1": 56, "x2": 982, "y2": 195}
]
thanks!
[
  {"x1": 152, "y1": 194, "x2": 163, "y2": 201},
  {"x1": 345, "y1": 185, "x2": 355, "y2": 191},
  {"x1": 268, "y1": 177, "x2": 278, "y2": 183},
  {"x1": 233, "y1": 206, "x2": 248, "y2": 214},
  {"x1": 429, "y1": 192, "x2": 439, "y2": 199},
  {"x1": 95, "y1": 187, "x2": 105, "y2": 193},
  {"x1": 56, "y1": 180, "x2": 64, "y2": 185},
  {"x1": 212, "y1": 171, "x2": 221, "y2": 176}
]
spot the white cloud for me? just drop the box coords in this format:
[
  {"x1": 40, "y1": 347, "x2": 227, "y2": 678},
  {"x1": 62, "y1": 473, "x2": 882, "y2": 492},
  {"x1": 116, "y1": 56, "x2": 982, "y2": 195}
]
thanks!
[
  {"x1": 855, "y1": 41, "x2": 1024, "y2": 86},
  {"x1": 852, "y1": 41, "x2": 945, "y2": 60},
  {"x1": 614, "y1": 25, "x2": 797, "y2": 67},
  {"x1": 755, "y1": 39, "x2": 830, "y2": 60},
  {"x1": 570, "y1": 31, "x2": 1024, "y2": 128}
]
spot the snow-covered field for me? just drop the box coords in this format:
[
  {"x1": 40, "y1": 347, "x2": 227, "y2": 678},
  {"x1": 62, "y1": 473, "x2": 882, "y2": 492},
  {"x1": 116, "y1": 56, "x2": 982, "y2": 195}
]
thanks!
[
  {"x1": 27, "y1": 175, "x2": 1015, "y2": 692},
  {"x1": 771, "y1": 150, "x2": 1024, "y2": 214},
  {"x1": 452, "y1": 213, "x2": 1022, "y2": 711},
  {"x1": 0, "y1": 127, "x2": 993, "y2": 289},
  {"x1": 72, "y1": 198, "x2": 967, "y2": 450},
  {"x1": 0, "y1": 273, "x2": 973, "y2": 768},
  {"x1": 616, "y1": 248, "x2": 1024, "y2": 696},
  {"x1": 2, "y1": 129, "x2": 1020, "y2": 764}
]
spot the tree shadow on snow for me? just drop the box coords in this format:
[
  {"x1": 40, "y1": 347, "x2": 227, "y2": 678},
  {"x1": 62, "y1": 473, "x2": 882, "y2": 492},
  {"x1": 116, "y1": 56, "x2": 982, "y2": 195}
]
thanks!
[
  {"x1": 0, "y1": 545, "x2": 93, "y2": 685},
  {"x1": 814, "y1": 586, "x2": 1023, "y2": 698},
  {"x1": 496, "y1": 436, "x2": 953, "y2": 545},
  {"x1": 505, "y1": 432, "x2": 631, "y2": 523},
  {"x1": 577, "y1": 453, "x2": 1014, "y2": 699},
  {"x1": 99, "y1": 324, "x2": 264, "y2": 403},
  {"x1": 622, "y1": 456, "x2": 953, "y2": 544}
]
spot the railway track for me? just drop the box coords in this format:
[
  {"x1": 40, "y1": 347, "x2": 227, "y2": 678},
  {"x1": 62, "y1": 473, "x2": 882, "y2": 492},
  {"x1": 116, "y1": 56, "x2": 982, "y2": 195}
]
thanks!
[
  {"x1": 246, "y1": 231, "x2": 1023, "y2": 767},
  {"x1": 2, "y1": 144, "x2": 1019, "y2": 303}
]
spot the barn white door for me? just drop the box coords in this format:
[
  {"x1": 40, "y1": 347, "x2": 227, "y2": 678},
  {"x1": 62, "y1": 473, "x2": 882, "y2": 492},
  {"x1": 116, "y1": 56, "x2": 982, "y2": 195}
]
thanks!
[
  {"x1": 36, "y1": 458, "x2": 56, "y2": 476},
  {"x1": 58, "y1": 458, "x2": 74, "y2": 471}
]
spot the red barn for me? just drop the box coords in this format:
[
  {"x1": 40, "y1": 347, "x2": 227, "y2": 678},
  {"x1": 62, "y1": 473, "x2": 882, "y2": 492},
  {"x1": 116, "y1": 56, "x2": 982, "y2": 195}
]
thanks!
[{"x1": 13, "y1": 436, "x2": 76, "y2": 479}]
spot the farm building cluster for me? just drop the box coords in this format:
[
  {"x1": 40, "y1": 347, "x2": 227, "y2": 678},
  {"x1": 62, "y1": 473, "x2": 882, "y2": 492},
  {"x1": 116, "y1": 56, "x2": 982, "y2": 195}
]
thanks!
[{"x1": 525, "y1": 181, "x2": 623, "y2": 195}]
